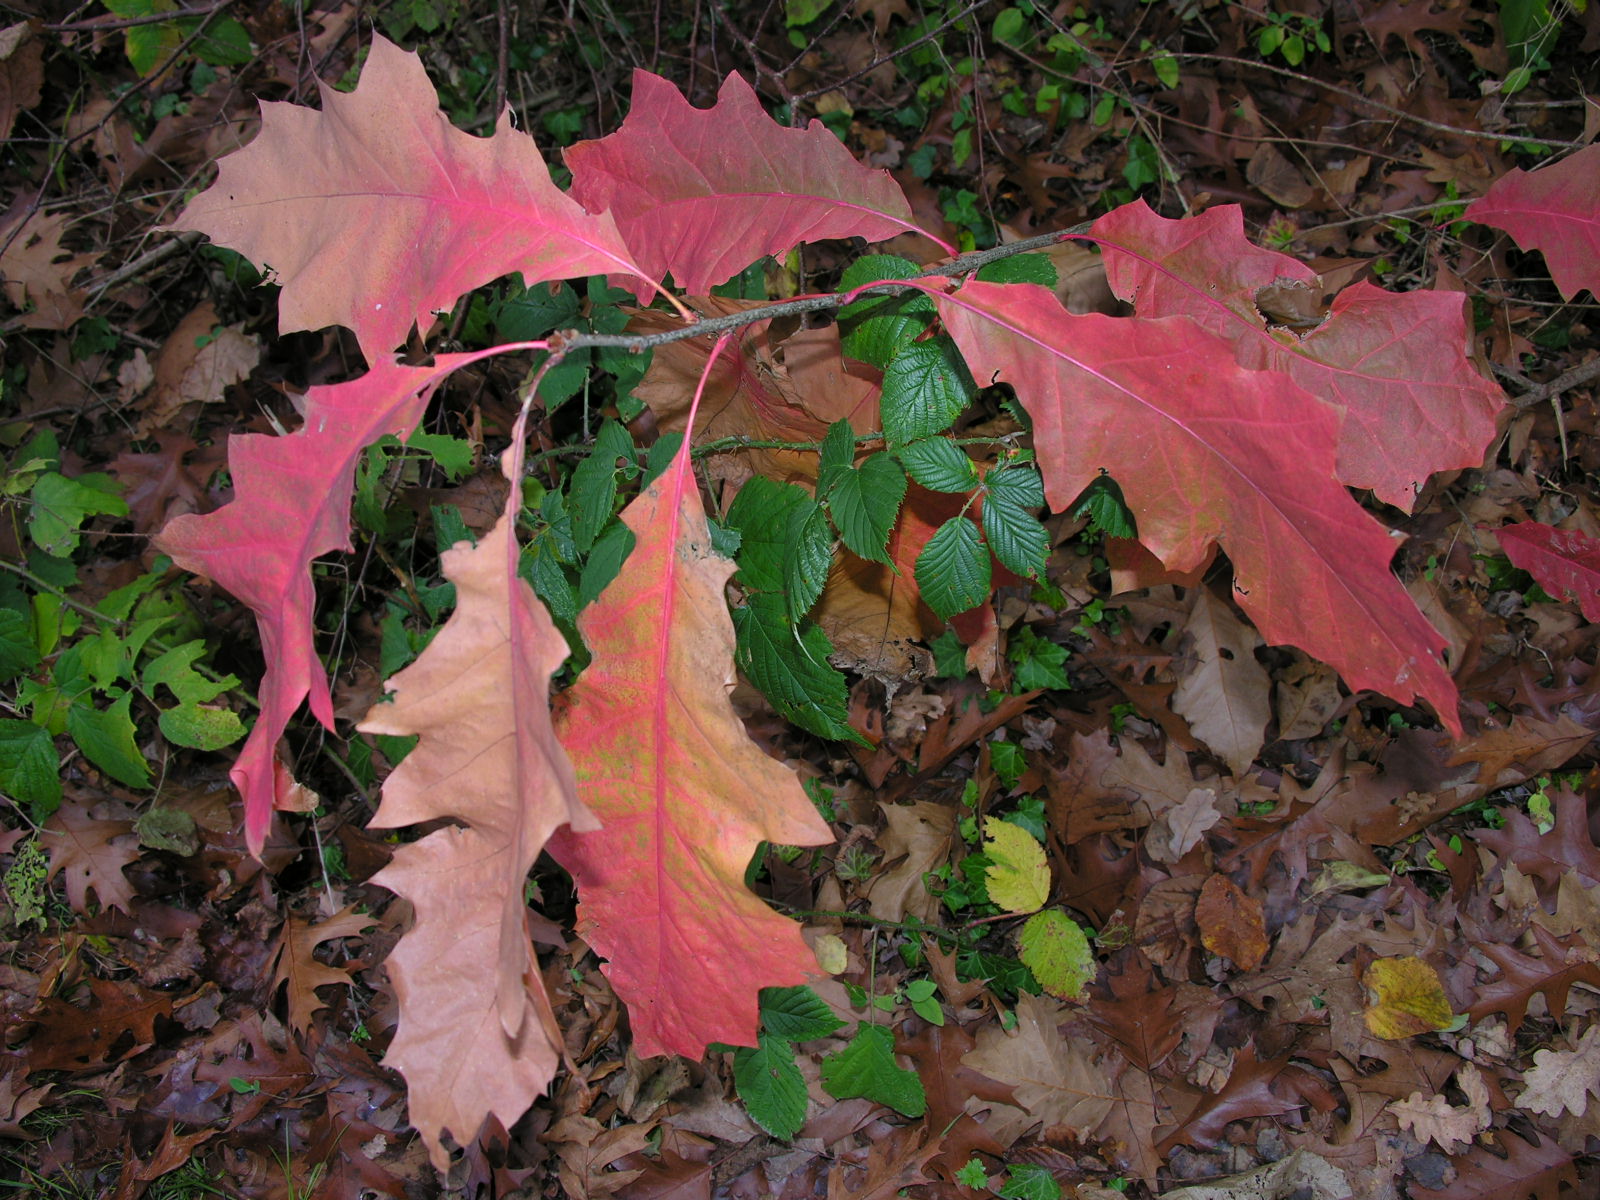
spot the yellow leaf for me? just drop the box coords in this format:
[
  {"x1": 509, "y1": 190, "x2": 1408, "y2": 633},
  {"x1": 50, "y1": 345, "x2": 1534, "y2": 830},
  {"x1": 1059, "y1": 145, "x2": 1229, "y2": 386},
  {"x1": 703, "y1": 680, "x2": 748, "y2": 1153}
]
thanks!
[
  {"x1": 983, "y1": 819, "x2": 1050, "y2": 915},
  {"x1": 1363, "y1": 956, "x2": 1455, "y2": 1040}
]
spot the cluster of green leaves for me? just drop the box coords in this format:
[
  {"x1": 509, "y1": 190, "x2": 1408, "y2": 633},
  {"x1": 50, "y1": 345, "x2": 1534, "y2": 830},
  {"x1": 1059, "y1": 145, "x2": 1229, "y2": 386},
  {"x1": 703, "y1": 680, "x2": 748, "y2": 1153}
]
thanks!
[
  {"x1": 103, "y1": 0, "x2": 252, "y2": 79},
  {"x1": 1253, "y1": 7, "x2": 1331, "y2": 66},
  {"x1": 0, "y1": 433, "x2": 245, "y2": 823},
  {"x1": 957, "y1": 1157, "x2": 1069, "y2": 1200},
  {"x1": 720, "y1": 253, "x2": 1056, "y2": 741},
  {"x1": 726, "y1": 984, "x2": 927, "y2": 1139}
]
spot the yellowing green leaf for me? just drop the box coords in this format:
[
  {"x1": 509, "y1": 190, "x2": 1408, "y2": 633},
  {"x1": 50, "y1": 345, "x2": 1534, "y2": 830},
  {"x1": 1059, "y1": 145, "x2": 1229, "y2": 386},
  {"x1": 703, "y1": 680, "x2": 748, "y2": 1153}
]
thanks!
[
  {"x1": 1017, "y1": 910, "x2": 1095, "y2": 999},
  {"x1": 984, "y1": 819, "x2": 1049, "y2": 915}
]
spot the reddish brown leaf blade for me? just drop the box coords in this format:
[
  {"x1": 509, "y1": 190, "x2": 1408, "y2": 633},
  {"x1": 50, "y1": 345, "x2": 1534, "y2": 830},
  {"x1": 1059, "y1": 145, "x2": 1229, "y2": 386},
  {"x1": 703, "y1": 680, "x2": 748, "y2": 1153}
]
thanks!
[
  {"x1": 924, "y1": 279, "x2": 1461, "y2": 734},
  {"x1": 1496, "y1": 521, "x2": 1600, "y2": 622},
  {"x1": 360, "y1": 463, "x2": 590, "y2": 1170},
  {"x1": 548, "y1": 439, "x2": 833, "y2": 1059},
  {"x1": 270, "y1": 904, "x2": 372, "y2": 1036},
  {"x1": 170, "y1": 35, "x2": 646, "y2": 360},
  {"x1": 1466, "y1": 143, "x2": 1600, "y2": 302},
  {"x1": 154, "y1": 356, "x2": 461, "y2": 856},
  {"x1": 1091, "y1": 202, "x2": 1501, "y2": 510},
  {"x1": 565, "y1": 70, "x2": 930, "y2": 297}
]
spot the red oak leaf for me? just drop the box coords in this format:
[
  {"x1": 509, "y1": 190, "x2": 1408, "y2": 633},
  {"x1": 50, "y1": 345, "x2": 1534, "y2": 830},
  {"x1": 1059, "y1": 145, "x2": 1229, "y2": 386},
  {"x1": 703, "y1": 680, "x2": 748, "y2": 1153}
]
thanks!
[
  {"x1": 1495, "y1": 521, "x2": 1600, "y2": 622},
  {"x1": 1091, "y1": 201, "x2": 1501, "y2": 510},
  {"x1": 170, "y1": 35, "x2": 646, "y2": 360},
  {"x1": 548, "y1": 438, "x2": 833, "y2": 1059},
  {"x1": 920, "y1": 278, "x2": 1460, "y2": 734},
  {"x1": 565, "y1": 69, "x2": 936, "y2": 298},
  {"x1": 360, "y1": 450, "x2": 594, "y2": 1169},
  {"x1": 1466, "y1": 144, "x2": 1600, "y2": 302},
  {"x1": 154, "y1": 356, "x2": 464, "y2": 856}
]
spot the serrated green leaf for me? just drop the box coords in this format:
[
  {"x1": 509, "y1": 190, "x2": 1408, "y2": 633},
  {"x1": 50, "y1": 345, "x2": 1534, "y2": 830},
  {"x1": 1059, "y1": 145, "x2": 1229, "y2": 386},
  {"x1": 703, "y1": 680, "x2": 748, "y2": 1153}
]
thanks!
[
  {"x1": 1017, "y1": 909, "x2": 1096, "y2": 999},
  {"x1": 825, "y1": 452, "x2": 906, "y2": 564},
  {"x1": 820, "y1": 1024, "x2": 926, "y2": 1117},
  {"x1": 570, "y1": 420, "x2": 635, "y2": 555},
  {"x1": 760, "y1": 984, "x2": 845, "y2": 1041},
  {"x1": 0, "y1": 608, "x2": 39, "y2": 681},
  {"x1": 1071, "y1": 475, "x2": 1137, "y2": 538},
  {"x1": 916, "y1": 517, "x2": 991, "y2": 620},
  {"x1": 838, "y1": 255, "x2": 934, "y2": 367},
  {"x1": 641, "y1": 431, "x2": 684, "y2": 488},
  {"x1": 81, "y1": 627, "x2": 133, "y2": 691},
  {"x1": 985, "y1": 465, "x2": 1045, "y2": 508},
  {"x1": 897, "y1": 438, "x2": 980, "y2": 493},
  {"x1": 982, "y1": 497, "x2": 1048, "y2": 580},
  {"x1": 817, "y1": 419, "x2": 857, "y2": 493},
  {"x1": 159, "y1": 702, "x2": 246, "y2": 750},
  {"x1": 190, "y1": 15, "x2": 252, "y2": 66},
  {"x1": 726, "y1": 476, "x2": 815, "y2": 593},
  {"x1": 29, "y1": 472, "x2": 128, "y2": 558},
  {"x1": 784, "y1": 501, "x2": 833, "y2": 621},
  {"x1": 984, "y1": 819, "x2": 1050, "y2": 915},
  {"x1": 976, "y1": 253, "x2": 1058, "y2": 287},
  {"x1": 494, "y1": 277, "x2": 582, "y2": 341},
  {"x1": 732, "y1": 594, "x2": 865, "y2": 744},
  {"x1": 733, "y1": 1034, "x2": 808, "y2": 1139},
  {"x1": 880, "y1": 338, "x2": 977, "y2": 447},
  {"x1": 66, "y1": 692, "x2": 150, "y2": 789},
  {"x1": 352, "y1": 438, "x2": 399, "y2": 534},
  {"x1": 999, "y1": 1163, "x2": 1063, "y2": 1200},
  {"x1": 143, "y1": 641, "x2": 236, "y2": 705},
  {"x1": 406, "y1": 430, "x2": 474, "y2": 482},
  {"x1": 0, "y1": 719, "x2": 60, "y2": 820},
  {"x1": 577, "y1": 521, "x2": 635, "y2": 606}
]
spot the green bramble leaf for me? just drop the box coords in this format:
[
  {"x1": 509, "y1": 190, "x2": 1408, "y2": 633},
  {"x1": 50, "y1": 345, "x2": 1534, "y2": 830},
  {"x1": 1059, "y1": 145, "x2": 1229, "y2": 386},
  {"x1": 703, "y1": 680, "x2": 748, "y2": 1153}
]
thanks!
[
  {"x1": 0, "y1": 609, "x2": 41, "y2": 681},
  {"x1": 577, "y1": 522, "x2": 636, "y2": 606},
  {"x1": 985, "y1": 464, "x2": 1044, "y2": 509},
  {"x1": 897, "y1": 438, "x2": 980, "y2": 493},
  {"x1": 820, "y1": 1023, "x2": 926, "y2": 1117},
  {"x1": 760, "y1": 984, "x2": 845, "y2": 1041},
  {"x1": 569, "y1": 420, "x2": 635, "y2": 556},
  {"x1": 727, "y1": 476, "x2": 814, "y2": 593},
  {"x1": 982, "y1": 497, "x2": 1049, "y2": 580},
  {"x1": 880, "y1": 338, "x2": 977, "y2": 447},
  {"x1": 816, "y1": 419, "x2": 857, "y2": 493},
  {"x1": 784, "y1": 501, "x2": 834, "y2": 622},
  {"x1": 732, "y1": 595, "x2": 864, "y2": 744},
  {"x1": 0, "y1": 720, "x2": 61, "y2": 821},
  {"x1": 733, "y1": 1034, "x2": 809, "y2": 1139},
  {"x1": 976, "y1": 252, "x2": 1058, "y2": 287},
  {"x1": 1017, "y1": 909, "x2": 1096, "y2": 1000},
  {"x1": 1072, "y1": 475, "x2": 1136, "y2": 539},
  {"x1": 916, "y1": 517, "x2": 991, "y2": 620},
  {"x1": 838, "y1": 255, "x2": 934, "y2": 368},
  {"x1": 494, "y1": 276, "x2": 582, "y2": 341},
  {"x1": 66, "y1": 692, "x2": 150, "y2": 789},
  {"x1": 824, "y1": 452, "x2": 906, "y2": 565}
]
